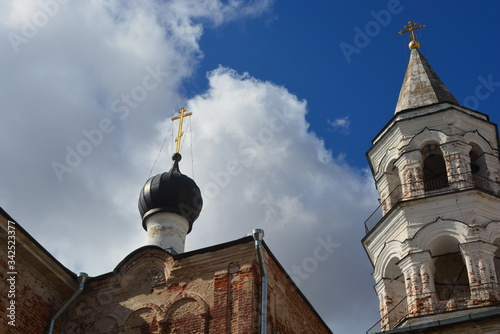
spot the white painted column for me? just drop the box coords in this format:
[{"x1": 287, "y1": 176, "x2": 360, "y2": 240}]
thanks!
[
  {"x1": 398, "y1": 251, "x2": 435, "y2": 316},
  {"x1": 375, "y1": 279, "x2": 390, "y2": 331},
  {"x1": 441, "y1": 142, "x2": 472, "y2": 190},
  {"x1": 145, "y1": 212, "x2": 190, "y2": 254},
  {"x1": 460, "y1": 241, "x2": 498, "y2": 302},
  {"x1": 396, "y1": 151, "x2": 424, "y2": 200}
]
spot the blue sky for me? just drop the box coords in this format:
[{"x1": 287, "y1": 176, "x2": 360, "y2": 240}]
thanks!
[
  {"x1": 1, "y1": 1, "x2": 499, "y2": 333},
  {"x1": 192, "y1": 0, "x2": 500, "y2": 169}
]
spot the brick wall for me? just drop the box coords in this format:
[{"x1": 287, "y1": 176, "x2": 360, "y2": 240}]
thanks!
[
  {"x1": 0, "y1": 210, "x2": 77, "y2": 334},
  {"x1": 263, "y1": 246, "x2": 332, "y2": 333},
  {"x1": 63, "y1": 241, "x2": 259, "y2": 333},
  {"x1": 1, "y1": 209, "x2": 332, "y2": 334},
  {"x1": 62, "y1": 237, "x2": 332, "y2": 333}
]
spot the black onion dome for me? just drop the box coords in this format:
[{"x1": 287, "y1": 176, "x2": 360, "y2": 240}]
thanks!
[{"x1": 139, "y1": 153, "x2": 203, "y2": 233}]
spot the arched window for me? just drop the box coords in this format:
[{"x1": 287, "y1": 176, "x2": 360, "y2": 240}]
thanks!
[
  {"x1": 385, "y1": 257, "x2": 406, "y2": 298},
  {"x1": 429, "y1": 237, "x2": 470, "y2": 304},
  {"x1": 124, "y1": 308, "x2": 159, "y2": 334},
  {"x1": 421, "y1": 144, "x2": 449, "y2": 191},
  {"x1": 164, "y1": 298, "x2": 207, "y2": 333},
  {"x1": 469, "y1": 144, "x2": 486, "y2": 175},
  {"x1": 470, "y1": 143, "x2": 490, "y2": 191},
  {"x1": 383, "y1": 161, "x2": 401, "y2": 211}
]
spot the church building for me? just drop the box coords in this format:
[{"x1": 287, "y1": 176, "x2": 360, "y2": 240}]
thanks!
[
  {"x1": 0, "y1": 110, "x2": 332, "y2": 333},
  {"x1": 2, "y1": 19, "x2": 500, "y2": 334},
  {"x1": 363, "y1": 22, "x2": 500, "y2": 333}
]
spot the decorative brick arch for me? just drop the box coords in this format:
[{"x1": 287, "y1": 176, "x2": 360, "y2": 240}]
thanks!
[
  {"x1": 116, "y1": 249, "x2": 173, "y2": 299},
  {"x1": 123, "y1": 304, "x2": 164, "y2": 334},
  {"x1": 124, "y1": 303, "x2": 164, "y2": 319},
  {"x1": 163, "y1": 292, "x2": 210, "y2": 333},
  {"x1": 117, "y1": 248, "x2": 173, "y2": 293},
  {"x1": 164, "y1": 291, "x2": 209, "y2": 312}
]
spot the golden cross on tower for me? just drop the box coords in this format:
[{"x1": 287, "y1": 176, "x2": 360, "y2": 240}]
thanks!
[
  {"x1": 171, "y1": 108, "x2": 192, "y2": 154},
  {"x1": 399, "y1": 21, "x2": 425, "y2": 49}
]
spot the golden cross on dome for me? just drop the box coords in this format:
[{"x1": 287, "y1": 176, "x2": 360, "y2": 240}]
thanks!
[
  {"x1": 399, "y1": 21, "x2": 425, "y2": 49},
  {"x1": 171, "y1": 108, "x2": 192, "y2": 153}
]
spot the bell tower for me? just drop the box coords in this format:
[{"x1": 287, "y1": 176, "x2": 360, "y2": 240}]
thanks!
[{"x1": 363, "y1": 22, "x2": 500, "y2": 333}]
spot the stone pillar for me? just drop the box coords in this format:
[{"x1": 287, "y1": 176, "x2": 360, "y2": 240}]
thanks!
[
  {"x1": 395, "y1": 151, "x2": 424, "y2": 200},
  {"x1": 375, "y1": 279, "x2": 391, "y2": 331},
  {"x1": 460, "y1": 241, "x2": 499, "y2": 303},
  {"x1": 398, "y1": 251, "x2": 435, "y2": 316},
  {"x1": 441, "y1": 142, "x2": 473, "y2": 190}
]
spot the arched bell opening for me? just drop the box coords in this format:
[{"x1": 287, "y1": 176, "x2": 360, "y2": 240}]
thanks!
[
  {"x1": 429, "y1": 236, "x2": 470, "y2": 303},
  {"x1": 383, "y1": 160, "x2": 402, "y2": 212},
  {"x1": 469, "y1": 143, "x2": 491, "y2": 192},
  {"x1": 379, "y1": 257, "x2": 406, "y2": 330},
  {"x1": 384, "y1": 257, "x2": 406, "y2": 301},
  {"x1": 469, "y1": 144, "x2": 487, "y2": 175},
  {"x1": 421, "y1": 144, "x2": 449, "y2": 192}
]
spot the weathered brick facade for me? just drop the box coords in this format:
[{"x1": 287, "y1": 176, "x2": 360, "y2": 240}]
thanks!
[
  {"x1": 1, "y1": 208, "x2": 332, "y2": 333},
  {"x1": 1, "y1": 208, "x2": 79, "y2": 334}
]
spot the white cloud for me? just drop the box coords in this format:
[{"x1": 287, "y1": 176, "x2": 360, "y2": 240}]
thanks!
[
  {"x1": 328, "y1": 116, "x2": 351, "y2": 134},
  {"x1": 0, "y1": 0, "x2": 275, "y2": 279},
  {"x1": 0, "y1": 0, "x2": 380, "y2": 332},
  {"x1": 163, "y1": 67, "x2": 380, "y2": 327}
]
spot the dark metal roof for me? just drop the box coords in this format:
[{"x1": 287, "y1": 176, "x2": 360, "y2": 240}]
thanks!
[{"x1": 138, "y1": 153, "x2": 203, "y2": 232}]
